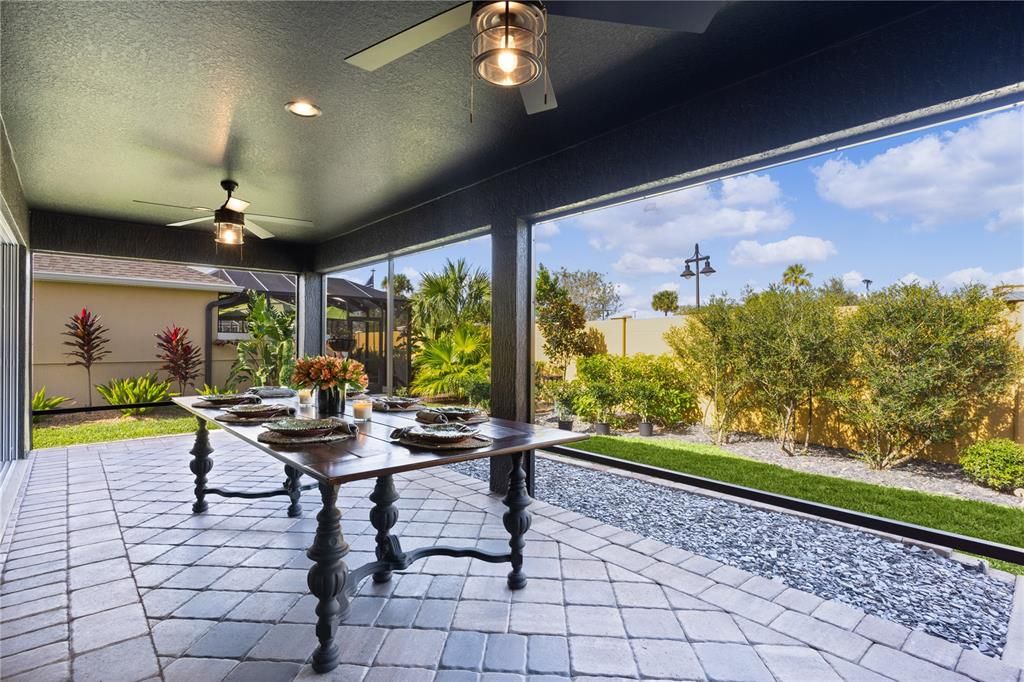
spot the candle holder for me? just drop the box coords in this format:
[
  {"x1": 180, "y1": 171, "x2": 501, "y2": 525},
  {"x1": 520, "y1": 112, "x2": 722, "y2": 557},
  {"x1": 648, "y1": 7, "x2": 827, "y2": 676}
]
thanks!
[{"x1": 352, "y1": 399, "x2": 373, "y2": 422}]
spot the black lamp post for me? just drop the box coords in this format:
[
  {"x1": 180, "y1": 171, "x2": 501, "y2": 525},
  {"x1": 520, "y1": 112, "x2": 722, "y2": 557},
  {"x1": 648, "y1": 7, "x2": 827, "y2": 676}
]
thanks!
[
  {"x1": 862, "y1": 278, "x2": 873, "y2": 294},
  {"x1": 680, "y1": 243, "x2": 715, "y2": 309}
]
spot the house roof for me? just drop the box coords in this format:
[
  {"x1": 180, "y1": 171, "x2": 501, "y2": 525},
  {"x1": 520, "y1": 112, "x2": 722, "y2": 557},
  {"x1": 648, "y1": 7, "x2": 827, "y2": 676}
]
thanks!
[
  {"x1": 32, "y1": 253, "x2": 242, "y2": 292},
  {"x1": 208, "y1": 268, "x2": 399, "y2": 303}
]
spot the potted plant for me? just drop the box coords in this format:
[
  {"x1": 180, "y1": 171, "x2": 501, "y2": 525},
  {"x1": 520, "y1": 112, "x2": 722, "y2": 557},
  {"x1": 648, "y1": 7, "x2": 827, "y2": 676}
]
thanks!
[
  {"x1": 292, "y1": 355, "x2": 369, "y2": 417},
  {"x1": 575, "y1": 355, "x2": 621, "y2": 435},
  {"x1": 553, "y1": 381, "x2": 580, "y2": 430}
]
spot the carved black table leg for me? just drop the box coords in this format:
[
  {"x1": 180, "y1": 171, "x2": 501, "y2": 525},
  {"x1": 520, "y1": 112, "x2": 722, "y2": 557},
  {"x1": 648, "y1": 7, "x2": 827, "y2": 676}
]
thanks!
[
  {"x1": 189, "y1": 418, "x2": 214, "y2": 514},
  {"x1": 307, "y1": 482, "x2": 350, "y2": 674},
  {"x1": 284, "y1": 466, "x2": 303, "y2": 518},
  {"x1": 368, "y1": 475, "x2": 404, "y2": 583},
  {"x1": 502, "y1": 452, "x2": 532, "y2": 590}
]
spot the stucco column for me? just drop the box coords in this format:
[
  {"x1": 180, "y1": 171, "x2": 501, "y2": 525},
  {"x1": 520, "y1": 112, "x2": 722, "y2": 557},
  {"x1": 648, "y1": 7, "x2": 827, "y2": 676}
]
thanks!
[
  {"x1": 489, "y1": 215, "x2": 535, "y2": 495},
  {"x1": 297, "y1": 271, "x2": 326, "y2": 358}
]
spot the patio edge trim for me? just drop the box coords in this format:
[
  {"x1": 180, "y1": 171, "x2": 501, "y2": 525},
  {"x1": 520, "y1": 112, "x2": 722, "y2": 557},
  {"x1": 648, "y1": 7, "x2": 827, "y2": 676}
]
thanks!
[{"x1": 543, "y1": 445, "x2": 1024, "y2": 566}]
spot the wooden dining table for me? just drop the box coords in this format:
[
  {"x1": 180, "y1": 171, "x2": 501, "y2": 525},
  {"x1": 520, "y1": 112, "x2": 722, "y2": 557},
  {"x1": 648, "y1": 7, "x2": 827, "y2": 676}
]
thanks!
[{"x1": 172, "y1": 395, "x2": 587, "y2": 673}]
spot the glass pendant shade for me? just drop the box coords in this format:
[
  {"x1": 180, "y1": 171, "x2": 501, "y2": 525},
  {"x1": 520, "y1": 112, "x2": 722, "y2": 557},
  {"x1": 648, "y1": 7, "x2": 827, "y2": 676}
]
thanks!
[
  {"x1": 214, "y1": 208, "x2": 245, "y2": 246},
  {"x1": 472, "y1": 1, "x2": 546, "y2": 87},
  {"x1": 701, "y1": 261, "x2": 716, "y2": 275},
  {"x1": 681, "y1": 264, "x2": 695, "y2": 279}
]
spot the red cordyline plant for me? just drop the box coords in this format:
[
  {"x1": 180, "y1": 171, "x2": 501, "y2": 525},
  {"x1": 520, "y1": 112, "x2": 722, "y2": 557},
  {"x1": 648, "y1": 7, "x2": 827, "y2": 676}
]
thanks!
[
  {"x1": 63, "y1": 307, "x2": 111, "y2": 406},
  {"x1": 155, "y1": 325, "x2": 202, "y2": 395}
]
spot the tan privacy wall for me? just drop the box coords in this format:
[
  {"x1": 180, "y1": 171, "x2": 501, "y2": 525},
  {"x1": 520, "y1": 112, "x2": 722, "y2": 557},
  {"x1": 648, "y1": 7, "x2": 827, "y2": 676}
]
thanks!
[
  {"x1": 32, "y1": 281, "x2": 235, "y2": 405},
  {"x1": 535, "y1": 310, "x2": 1024, "y2": 464}
]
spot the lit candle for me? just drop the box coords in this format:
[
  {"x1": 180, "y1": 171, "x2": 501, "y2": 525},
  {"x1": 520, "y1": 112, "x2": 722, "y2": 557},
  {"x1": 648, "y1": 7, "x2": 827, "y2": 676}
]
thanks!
[
  {"x1": 297, "y1": 388, "x2": 313, "y2": 405},
  {"x1": 352, "y1": 399, "x2": 372, "y2": 422}
]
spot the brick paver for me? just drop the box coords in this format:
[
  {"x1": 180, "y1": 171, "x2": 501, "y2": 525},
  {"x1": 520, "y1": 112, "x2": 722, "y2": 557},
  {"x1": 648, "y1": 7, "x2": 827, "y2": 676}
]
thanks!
[{"x1": 0, "y1": 434, "x2": 1017, "y2": 681}]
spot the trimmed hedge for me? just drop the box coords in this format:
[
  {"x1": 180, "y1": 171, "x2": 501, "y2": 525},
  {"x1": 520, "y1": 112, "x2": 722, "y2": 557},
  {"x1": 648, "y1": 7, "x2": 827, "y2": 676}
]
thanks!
[{"x1": 960, "y1": 439, "x2": 1024, "y2": 493}]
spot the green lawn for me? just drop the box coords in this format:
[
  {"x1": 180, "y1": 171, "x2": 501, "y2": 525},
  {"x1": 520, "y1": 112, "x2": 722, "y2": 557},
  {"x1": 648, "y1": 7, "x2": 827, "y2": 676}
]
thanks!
[
  {"x1": 573, "y1": 436, "x2": 1024, "y2": 574},
  {"x1": 32, "y1": 412, "x2": 211, "y2": 449}
]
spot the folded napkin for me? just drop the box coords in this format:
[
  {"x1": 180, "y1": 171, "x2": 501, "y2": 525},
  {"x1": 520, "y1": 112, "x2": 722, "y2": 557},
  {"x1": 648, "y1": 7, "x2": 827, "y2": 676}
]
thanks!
[{"x1": 415, "y1": 409, "x2": 449, "y2": 424}]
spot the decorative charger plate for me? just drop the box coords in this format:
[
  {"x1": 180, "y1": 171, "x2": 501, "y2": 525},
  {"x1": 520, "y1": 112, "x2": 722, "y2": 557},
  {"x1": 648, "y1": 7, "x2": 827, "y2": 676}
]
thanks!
[
  {"x1": 416, "y1": 407, "x2": 488, "y2": 424},
  {"x1": 373, "y1": 396, "x2": 421, "y2": 411},
  {"x1": 248, "y1": 386, "x2": 297, "y2": 398},
  {"x1": 263, "y1": 417, "x2": 343, "y2": 437},
  {"x1": 400, "y1": 423, "x2": 481, "y2": 444},
  {"x1": 258, "y1": 417, "x2": 356, "y2": 445},
  {"x1": 225, "y1": 403, "x2": 294, "y2": 417},
  {"x1": 197, "y1": 394, "x2": 261, "y2": 407}
]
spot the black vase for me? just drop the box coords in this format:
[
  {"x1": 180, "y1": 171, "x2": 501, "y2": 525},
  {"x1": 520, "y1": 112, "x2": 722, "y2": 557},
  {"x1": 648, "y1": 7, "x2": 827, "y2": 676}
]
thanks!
[{"x1": 317, "y1": 387, "x2": 345, "y2": 417}]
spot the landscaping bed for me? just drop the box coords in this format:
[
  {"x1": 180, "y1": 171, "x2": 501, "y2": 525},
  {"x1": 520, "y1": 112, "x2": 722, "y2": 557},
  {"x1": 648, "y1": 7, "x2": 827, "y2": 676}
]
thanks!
[{"x1": 449, "y1": 450, "x2": 1018, "y2": 656}]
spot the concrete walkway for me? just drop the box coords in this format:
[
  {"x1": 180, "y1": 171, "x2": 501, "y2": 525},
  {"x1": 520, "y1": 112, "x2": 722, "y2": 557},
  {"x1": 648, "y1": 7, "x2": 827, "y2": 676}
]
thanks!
[{"x1": 1, "y1": 433, "x2": 1021, "y2": 681}]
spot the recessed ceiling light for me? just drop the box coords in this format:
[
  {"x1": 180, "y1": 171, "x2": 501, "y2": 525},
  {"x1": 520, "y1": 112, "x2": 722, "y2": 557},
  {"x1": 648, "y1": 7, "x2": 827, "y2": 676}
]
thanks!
[{"x1": 285, "y1": 100, "x2": 322, "y2": 118}]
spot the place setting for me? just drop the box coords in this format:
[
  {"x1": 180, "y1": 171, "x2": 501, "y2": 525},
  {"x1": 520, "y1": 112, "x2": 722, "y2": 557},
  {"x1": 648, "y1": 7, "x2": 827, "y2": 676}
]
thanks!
[
  {"x1": 213, "y1": 402, "x2": 295, "y2": 424},
  {"x1": 388, "y1": 422, "x2": 492, "y2": 450},
  {"x1": 415, "y1": 405, "x2": 489, "y2": 425},
  {"x1": 193, "y1": 392, "x2": 262, "y2": 408},
  {"x1": 257, "y1": 416, "x2": 358, "y2": 445},
  {"x1": 371, "y1": 395, "x2": 422, "y2": 412}
]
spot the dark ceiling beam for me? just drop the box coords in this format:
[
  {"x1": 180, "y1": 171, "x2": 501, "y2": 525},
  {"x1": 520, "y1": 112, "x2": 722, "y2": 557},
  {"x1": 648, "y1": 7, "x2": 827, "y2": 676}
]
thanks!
[
  {"x1": 29, "y1": 210, "x2": 310, "y2": 273},
  {"x1": 315, "y1": 1, "x2": 1023, "y2": 271}
]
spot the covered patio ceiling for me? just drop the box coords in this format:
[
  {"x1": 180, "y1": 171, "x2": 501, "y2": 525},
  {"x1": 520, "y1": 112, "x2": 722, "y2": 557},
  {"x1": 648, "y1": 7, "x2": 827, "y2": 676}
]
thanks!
[{"x1": 1, "y1": 1, "x2": 931, "y2": 243}]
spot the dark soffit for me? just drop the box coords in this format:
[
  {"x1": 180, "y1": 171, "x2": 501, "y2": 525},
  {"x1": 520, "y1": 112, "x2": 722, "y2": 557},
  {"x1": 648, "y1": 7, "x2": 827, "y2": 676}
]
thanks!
[{"x1": 2, "y1": 1, "x2": 929, "y2": 243}]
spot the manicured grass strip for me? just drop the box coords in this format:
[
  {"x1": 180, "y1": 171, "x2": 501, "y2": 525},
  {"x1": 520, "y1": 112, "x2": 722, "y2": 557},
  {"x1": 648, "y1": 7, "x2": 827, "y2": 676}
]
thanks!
[
  {"x1": 571, "y1": 436, "x2": 1024, "y2": 573},
  {"x1": 32, "y1": 414, "x2": 214, "y2": 449}
]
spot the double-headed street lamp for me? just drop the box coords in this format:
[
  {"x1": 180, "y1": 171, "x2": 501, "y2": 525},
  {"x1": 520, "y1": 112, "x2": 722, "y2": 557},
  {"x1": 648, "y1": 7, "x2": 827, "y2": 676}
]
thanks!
[{"x1": 680, "y1": 243, "x2": 715, "y2": 309}]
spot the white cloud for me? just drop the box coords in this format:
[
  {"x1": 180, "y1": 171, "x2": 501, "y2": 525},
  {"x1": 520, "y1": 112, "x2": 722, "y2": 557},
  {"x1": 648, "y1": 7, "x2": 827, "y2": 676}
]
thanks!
[
  {"x1": 655, "y1": 282, "x2": 680, "y2": 293},
  {"x1": 899, "y1": 272, "x2": 924, "y2": 285},
  {"x1": 400, "y1": 267, "x2": 421, "y2": 282},
  {"x1": 943, "y1": 266, "x2": 1024, "y2": 288},
  {"x1": 534, "y1": 241, "x2": 552, "y2": 253},
  {"x1": 612, "y1": 253, "x2": 681, "y2": 274},
  {"x1": 613, "y1": 282, "x2": 634, "y2": 297},
  {"x1": 813, "y1": 109, "x2": 1024, "y2": 230},
  {"x1": 578, "y1": 172, "x2": 793, "y2": 268},
  {"x1": 729, "y1": 236, "x2": 837, "y2": 267},
  {"x1": 841, "y1": 270, "x2": 866, "y2": 289},
  {"x1": 534, "y1": 222, "x2": 560, "y2": 238}
]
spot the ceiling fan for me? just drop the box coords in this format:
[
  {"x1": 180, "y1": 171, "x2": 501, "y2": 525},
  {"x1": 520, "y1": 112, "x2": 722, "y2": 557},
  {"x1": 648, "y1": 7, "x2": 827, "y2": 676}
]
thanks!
[
  {"x1": 345, "y1": 1, "x2": 725, "y2": 115},
  {"x1": 134, "y1": 179, "x2": 313, "y2": 245}
]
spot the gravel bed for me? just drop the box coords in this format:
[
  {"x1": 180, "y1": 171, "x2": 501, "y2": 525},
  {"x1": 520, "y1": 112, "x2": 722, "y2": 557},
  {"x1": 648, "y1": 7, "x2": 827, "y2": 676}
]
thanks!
[{"x1": 448, "y1": 455, "x2": 1014, "y2": 656}]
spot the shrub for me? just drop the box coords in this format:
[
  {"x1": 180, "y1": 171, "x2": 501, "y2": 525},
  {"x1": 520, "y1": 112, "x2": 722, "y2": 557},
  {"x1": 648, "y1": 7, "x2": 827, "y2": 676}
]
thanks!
[
  {"x1": 573, "y1": 355, "x2": 622, "y2": 424},
  {"x1": 620, "y1": 354, "x2": 697, "y2": 428},
  {"x1": 62, "y1": 308, "x2": 111, "y2": 406},
  {"x1": 228, "y1": 292, "x2": 296, "y2": 388},
  {"x1": 156, "y1": 325, "x2": 202, "y2": 395},
  {"x1": 847, "y1": 283, "x2": 1021, "y2": 469},
  {"x1": 411, "y1": 324, "x2": 490, "y2": 400},
  {"x1": 961, "y1": 439, "x2": 1024, "y2": 493},
  {"x1": 96, "y1": 373, "x2": 172, "y2": 416},
  {"x1": 32, "y1": 387, "x2": 73, "y2": 422}
]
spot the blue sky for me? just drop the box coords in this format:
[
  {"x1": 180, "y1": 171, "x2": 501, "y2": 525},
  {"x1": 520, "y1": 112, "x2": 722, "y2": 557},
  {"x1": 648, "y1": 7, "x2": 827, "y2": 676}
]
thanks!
[{"x1": 333, "y1": 105, "x2": 1023, "y2": 318}]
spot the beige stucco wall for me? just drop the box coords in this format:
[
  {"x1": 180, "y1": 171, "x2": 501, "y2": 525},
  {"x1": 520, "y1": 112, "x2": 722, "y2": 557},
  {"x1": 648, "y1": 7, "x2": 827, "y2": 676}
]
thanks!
[{"x1": 32, "y1": 280, "x2": 235, "y2": 405}]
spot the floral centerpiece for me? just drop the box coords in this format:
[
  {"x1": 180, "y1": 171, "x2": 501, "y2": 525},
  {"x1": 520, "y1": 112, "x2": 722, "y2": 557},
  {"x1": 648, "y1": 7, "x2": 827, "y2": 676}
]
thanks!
[{"x1": 292, "y1": 355, "x2": 369, "y2": 416}]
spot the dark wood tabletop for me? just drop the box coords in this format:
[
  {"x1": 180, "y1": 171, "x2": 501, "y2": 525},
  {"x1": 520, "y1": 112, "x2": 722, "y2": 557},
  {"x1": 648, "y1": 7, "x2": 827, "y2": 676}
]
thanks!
[{"x1": 173, "y1": 396, "x2": 588, "y2": 486}]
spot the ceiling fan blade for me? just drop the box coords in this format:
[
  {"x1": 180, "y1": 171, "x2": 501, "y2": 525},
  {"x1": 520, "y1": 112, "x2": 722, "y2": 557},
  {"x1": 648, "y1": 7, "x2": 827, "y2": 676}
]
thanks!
[
  {"x1": 246, "y1": 212, "x2": 314, "y2": 227},
  {"x1": 521, "y1": 71, "x2": 558, "y2": 115},
  {"x1": 244, "y1": 219, "x2": 276, "y2": 240},
  {"x1": 345, "y1": 2, "x2": 472, "y2": 71},
  {"x1": 167, "y1": 216, "x2": 214, "y2": 227},
  {"x1": 546, "y1": 1, "x2": 725, "y2": 33},
  {"x1": 134, "y1": 200, "x2": 213, "y2": 212},
  {"x1": 225, "y1": 196, "x2": 250, "y2": 212}
]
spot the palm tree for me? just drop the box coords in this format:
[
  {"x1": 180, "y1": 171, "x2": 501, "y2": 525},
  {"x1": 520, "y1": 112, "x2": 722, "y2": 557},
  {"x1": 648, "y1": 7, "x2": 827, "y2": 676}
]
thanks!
[
  {"x1": 410, "y1": 324, "x2": 490, "y2": 398},
  {"x1": 782, "y1": 264, "x2": 813, "y2": 291},
  {"x1": 410, "y1": 258, "x2": 490, "y2": 339}
]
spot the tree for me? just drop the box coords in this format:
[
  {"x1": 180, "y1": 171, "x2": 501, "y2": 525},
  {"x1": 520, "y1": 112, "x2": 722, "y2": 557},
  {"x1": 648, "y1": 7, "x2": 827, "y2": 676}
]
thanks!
[
  {"x1": 554, "y1": 268, "x2": 621, "y2": 319},
  {"x1": 228, "y1": 292, "x2": 296, "y2": 388},
  {"x1": 782, "y1": 264, "x2": 813, "y2": 291},
  {"x1": 664, "y1": 296, "x2": 748, "y2": 444},
  {"x1": 535, "y1": 265, "x2": 604, "y2": 378},
  {"x1": 846, "y1": 283, "x2": 1022, "y2": 469},
  {"x1": 651, "y1": 290, "x2": 679, "y2": 316},
  {"x1": 63, "y1": 308, "x2": 111, "y2": 406},
  {"x1": 410, "y1": 258, "x2": 490, "y2": 340},
  {"x1": 381, "y1": 273, "x2": 413, "y2": 296},
  {"x1": 736, "y1": 286, "x2": 853, "y2": 454},
  {"x1": 818, "y1": 277, "x2": 859, "y2": 305},
  {"x1": 155, "y1": 325, "x2": 203, "y2": 395}
]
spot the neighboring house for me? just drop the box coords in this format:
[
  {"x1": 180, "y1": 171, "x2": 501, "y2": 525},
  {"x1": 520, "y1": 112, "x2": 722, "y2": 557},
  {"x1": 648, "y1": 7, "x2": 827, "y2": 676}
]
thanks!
[{"x1": 32, "y1": 253, "x2": 242, "y2": 406}]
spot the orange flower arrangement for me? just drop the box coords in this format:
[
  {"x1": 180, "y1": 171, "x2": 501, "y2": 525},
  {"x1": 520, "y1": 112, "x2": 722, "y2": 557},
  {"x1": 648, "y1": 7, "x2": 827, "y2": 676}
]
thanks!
[{"x1": 292, "y1": 355, "x2": 369, "y2": 392}]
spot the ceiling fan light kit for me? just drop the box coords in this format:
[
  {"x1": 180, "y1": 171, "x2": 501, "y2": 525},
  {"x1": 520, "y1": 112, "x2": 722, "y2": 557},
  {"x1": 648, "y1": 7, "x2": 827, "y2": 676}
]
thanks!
[
  {"x1": 471, "y1": 1, "x2": 546, "y2": 87},
  {"x1": 213, "y1": 180, "x2": 245, "y2": 245}
]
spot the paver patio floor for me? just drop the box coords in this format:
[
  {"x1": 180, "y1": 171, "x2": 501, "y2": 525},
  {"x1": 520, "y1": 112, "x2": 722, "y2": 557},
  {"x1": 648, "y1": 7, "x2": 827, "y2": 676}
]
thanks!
[{"x1": 1, "y1": 432, "x2": 1020, "y2": 681}]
